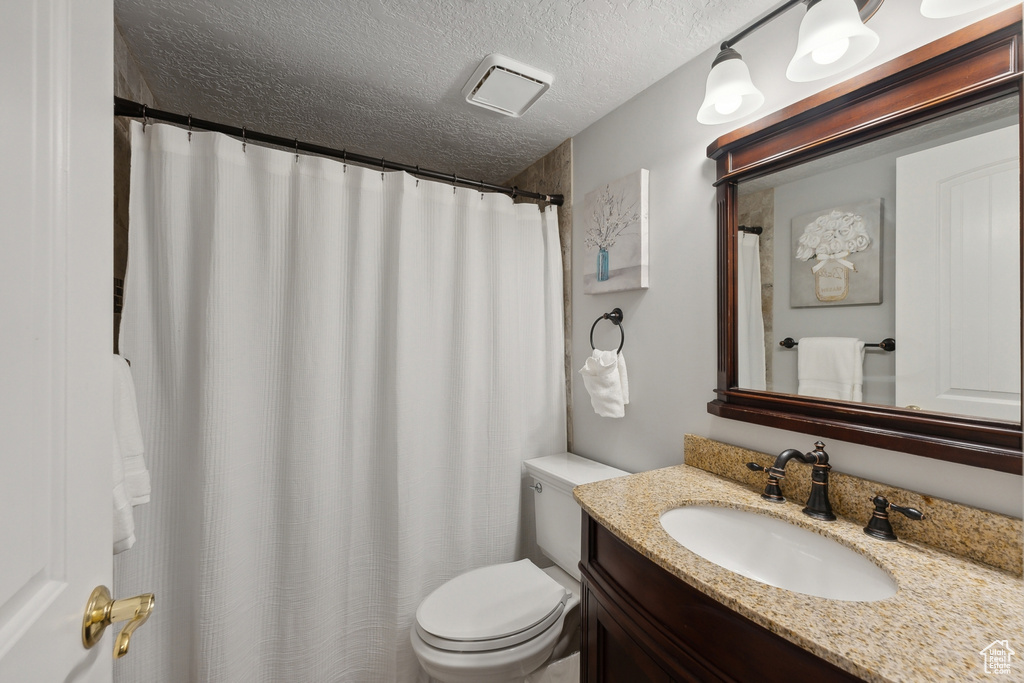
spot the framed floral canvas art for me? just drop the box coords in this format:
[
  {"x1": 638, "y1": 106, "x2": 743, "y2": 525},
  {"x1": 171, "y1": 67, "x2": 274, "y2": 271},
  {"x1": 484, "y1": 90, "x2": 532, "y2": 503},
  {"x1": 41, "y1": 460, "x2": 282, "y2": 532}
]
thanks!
[
  {"x1": 583, "y1": 169, "x2": 649, "y2": 294},
  {"x1": 790, "y1": 199, "x2": 882, "y2": 307}
]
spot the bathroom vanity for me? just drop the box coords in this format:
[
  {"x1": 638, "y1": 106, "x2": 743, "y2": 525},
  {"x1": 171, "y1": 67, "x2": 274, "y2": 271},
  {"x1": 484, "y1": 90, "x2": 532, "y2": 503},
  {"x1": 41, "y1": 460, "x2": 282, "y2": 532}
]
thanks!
[
  {"x1": 574, "y1": 11, "x2": 1024, "y2": 679},
  {"x1": 574, "y1": 437, "x2": 1024, "y2": 682},
  {"x1": 579, "y1": 515, "x2": 860, "y2": 682}
]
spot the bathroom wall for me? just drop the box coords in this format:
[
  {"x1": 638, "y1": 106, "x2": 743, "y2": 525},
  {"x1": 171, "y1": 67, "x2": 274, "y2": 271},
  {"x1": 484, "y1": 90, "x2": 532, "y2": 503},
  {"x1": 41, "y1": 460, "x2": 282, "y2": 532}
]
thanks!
[
  {"x1": 114, "y1": 23, "x2": 158, "y2": 352},
  {"x1": 570, "y1": 2, "x2": 1024, "y2": 518},
  {"x1": 767, "y1": 109, "x2": 1016, "y2": 401},
  {"x1": 769, "y1": 155, "x2": 897, "y2": 402},
  {"x1": 506, "y1": 140, "x2": 575, "y2": 450}
]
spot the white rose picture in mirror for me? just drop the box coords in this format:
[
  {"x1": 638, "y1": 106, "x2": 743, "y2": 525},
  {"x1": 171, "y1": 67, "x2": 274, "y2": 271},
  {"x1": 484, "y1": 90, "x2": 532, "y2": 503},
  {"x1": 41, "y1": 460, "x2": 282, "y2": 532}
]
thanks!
[{"x1": 791, "y1": 199, "x2": 882, "y2": 307}]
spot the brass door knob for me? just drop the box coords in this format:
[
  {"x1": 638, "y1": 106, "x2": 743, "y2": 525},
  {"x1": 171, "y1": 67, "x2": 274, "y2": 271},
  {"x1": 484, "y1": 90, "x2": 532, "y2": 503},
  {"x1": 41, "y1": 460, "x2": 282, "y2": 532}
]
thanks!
[{"x1": 82, "y1": 585, "x2": 155, "y2": 658}]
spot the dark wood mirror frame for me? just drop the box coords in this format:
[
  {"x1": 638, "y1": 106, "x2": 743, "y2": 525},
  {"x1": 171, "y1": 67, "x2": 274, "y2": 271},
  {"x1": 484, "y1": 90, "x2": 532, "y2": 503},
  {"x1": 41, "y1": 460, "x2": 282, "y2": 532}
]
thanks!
[{"x1": 706, "y1": 7, "x2": 1023, "y2": 475}]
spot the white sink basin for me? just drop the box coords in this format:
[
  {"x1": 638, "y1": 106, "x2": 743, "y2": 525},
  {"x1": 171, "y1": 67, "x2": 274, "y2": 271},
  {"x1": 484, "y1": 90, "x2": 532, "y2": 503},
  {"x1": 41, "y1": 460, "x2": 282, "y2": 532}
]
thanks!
[{"x1": 659, "y1": 506, "x2": 897, "y2": 602}]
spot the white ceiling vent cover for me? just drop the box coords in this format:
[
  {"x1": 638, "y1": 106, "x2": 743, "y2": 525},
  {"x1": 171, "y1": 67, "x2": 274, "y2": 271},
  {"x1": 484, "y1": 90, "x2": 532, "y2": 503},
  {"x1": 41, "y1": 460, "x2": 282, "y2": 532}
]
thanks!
[{"x1": 462, "y1": 54, "x2": 553, "y2": 117}]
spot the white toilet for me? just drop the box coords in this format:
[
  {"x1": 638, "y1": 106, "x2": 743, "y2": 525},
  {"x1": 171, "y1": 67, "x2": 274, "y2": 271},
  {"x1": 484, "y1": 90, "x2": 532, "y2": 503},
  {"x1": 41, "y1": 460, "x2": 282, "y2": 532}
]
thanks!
[{"x1": 410, "y1": 452, "x2": 628, "y2": 683}]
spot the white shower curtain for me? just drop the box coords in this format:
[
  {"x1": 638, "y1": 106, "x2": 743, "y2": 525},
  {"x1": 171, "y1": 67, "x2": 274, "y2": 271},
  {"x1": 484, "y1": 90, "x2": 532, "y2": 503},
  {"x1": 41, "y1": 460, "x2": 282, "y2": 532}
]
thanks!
[
  {"x1": 737, "y1": 232, "x2": 767, "y2": 390},
  {"x1": 114, "y1": 121, "x2": 566, "y2": 683}
]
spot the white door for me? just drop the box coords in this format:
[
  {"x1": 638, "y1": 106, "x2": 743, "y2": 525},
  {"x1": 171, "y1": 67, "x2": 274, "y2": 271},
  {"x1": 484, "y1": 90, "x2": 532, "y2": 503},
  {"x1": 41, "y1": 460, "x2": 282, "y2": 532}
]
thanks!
[
  {"x1": 895, "y1": 123, "x2": 1021, "y2": 421},
  {"x1": 0, "y1": 1, "x2": 115, "y2": 681}
]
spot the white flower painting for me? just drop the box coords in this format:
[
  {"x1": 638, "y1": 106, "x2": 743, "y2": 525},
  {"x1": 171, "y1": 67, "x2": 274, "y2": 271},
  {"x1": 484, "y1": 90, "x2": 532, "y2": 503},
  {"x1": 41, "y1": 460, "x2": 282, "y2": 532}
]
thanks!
[
  {"x1": 583, "y1": 169, "x2": 649, "y2": 294},
  {"x1": 790, "y1": 200, "x2": 882, "y2": 307},
  {"x1": 795, "y1": 210, "x2": 872, "y2": 264}
]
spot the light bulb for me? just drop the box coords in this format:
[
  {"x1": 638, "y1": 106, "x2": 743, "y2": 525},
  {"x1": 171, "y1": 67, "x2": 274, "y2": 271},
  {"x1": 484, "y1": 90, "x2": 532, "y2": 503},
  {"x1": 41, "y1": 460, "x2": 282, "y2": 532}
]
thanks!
[
  {"x1": 714, "y1": 93, "x2": 743, "y2": 116},
  {"x1": 697, "y1": 48, "x2": 765, "y2": 125},
  {"x1": 786, "y1": 0, "x2": 879, "y2": 82},
  {"x1": 812, "y1": 37, "x2": 849, "y2": 65}
]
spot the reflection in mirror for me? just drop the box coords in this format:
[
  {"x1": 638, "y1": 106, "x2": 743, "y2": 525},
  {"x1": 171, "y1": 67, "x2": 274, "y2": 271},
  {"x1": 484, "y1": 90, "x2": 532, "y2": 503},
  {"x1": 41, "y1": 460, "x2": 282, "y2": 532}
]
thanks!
[{"x1": 735, "y1": 95, "x2": 1020, "y2": 424}]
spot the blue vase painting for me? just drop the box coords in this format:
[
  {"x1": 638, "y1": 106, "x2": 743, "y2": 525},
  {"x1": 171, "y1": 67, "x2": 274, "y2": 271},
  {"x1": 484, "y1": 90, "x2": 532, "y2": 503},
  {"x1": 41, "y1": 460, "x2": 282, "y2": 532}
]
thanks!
[
  {"x1": 583, "y1": 169, "x2": 649, "y2": 294},
  {"x1": 597, "y1": 248, "x2": 609, "y2": 281}
]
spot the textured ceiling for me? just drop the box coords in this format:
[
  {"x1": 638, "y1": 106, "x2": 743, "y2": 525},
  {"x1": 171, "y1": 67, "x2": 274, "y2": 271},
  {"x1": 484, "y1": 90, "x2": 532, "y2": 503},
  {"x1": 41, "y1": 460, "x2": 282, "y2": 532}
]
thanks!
[{"x1": 115, "y1": 0, "x2": 778, "y2": 183}]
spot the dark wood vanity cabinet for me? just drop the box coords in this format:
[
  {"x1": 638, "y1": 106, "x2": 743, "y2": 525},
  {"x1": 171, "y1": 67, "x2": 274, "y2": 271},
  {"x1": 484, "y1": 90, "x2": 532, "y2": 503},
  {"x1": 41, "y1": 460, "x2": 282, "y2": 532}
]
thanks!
[{"x1": 579, "y1": 513, "x2": 863, "y2": 682}]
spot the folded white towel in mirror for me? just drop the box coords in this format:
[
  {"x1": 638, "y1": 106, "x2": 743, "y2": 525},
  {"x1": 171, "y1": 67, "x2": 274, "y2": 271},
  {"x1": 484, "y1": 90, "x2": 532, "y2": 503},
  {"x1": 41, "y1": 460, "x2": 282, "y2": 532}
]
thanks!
[
  {"x1": 579, "y1": 350, "x2": 629, "y2": 418},
  {"x1": 113, "y1": 354, "x2": 150, "y2": 554},
  {"x1": 797, "y1": 337, "x2": 865, "y2": 402}
]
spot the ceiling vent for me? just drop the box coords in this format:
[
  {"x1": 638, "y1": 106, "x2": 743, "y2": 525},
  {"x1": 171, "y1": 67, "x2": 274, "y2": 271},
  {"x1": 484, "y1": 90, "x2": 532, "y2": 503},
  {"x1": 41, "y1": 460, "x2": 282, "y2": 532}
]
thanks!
[{"x1": 462, "y1": 54, "x2": 553, "y2": 117}]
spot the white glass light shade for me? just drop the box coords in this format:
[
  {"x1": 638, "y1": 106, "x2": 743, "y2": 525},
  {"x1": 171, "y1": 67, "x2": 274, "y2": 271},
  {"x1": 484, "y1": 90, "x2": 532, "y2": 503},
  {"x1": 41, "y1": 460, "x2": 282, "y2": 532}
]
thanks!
[
  {"x1": 787, "y1": 0, "x2": 880, "y2": 82},
  {"x1": 697, "y1": 51, "x2": 765, "y2": 125},
  {"x1": 920, "y1": 0, "x2": 1002, "y2": 18}
]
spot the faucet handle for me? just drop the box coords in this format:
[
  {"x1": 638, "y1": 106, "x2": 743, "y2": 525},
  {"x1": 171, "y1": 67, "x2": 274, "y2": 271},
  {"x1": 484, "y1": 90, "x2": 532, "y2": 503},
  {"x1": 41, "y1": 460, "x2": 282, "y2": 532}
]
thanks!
[
  {"x1": 745, "y1": 462, "x2": 784, "y2": 503},
  {"x1": 864, "y1": 495, "x2": 924, "y2": 541},
  {"x1": 889, "y1": 501, "x2": 924, "y2": 521}
]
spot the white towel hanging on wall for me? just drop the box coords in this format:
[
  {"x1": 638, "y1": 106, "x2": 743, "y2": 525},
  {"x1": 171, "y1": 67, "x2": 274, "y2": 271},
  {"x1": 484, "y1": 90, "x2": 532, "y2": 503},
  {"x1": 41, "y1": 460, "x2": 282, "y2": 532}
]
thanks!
[
  {"x1": 797, "y1": 337, "x2": 865, "y2": 402},
  {"x1": 580, "y1": 350, "x2": 629, "y2": 417},
  {"x1": 112, "y1": 354, "x2": 150, "y2": 553}
]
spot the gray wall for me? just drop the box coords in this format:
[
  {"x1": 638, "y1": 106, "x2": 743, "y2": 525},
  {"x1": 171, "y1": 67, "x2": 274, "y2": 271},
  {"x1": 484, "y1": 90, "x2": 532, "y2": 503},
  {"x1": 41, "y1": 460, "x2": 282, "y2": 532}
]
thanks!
[
  {"x1": 766, "y1": 111, "x2": 1018, "y2": 401},
  {"x1": 570, "y1": 2, "x2": 1023, "y2": 517},
  {"x1": 769, "y1": 155, "x2": 897, "y2": 402}
]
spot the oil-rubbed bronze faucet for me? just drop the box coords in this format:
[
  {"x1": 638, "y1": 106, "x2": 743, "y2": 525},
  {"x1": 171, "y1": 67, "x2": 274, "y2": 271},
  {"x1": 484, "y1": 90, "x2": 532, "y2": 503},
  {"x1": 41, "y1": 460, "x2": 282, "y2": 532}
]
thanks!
[{"x1": 746, "y1": 441, "x2": 836, "y2": 521}]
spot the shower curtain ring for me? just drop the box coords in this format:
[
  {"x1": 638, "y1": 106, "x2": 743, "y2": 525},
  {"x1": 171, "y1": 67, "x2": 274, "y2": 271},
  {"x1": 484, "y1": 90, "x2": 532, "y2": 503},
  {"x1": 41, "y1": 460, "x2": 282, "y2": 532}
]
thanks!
[
  {"x1": 415, "y1": 165, "x2": 420, "y2": 187},
  {"x1": 187, "y1": 114, "x2": 192, "y2": 142},
  {"x1": 141, "y1": 104, "x2": 148, "y2": 133},
  {"x1": 294, "y1": 139, "x2": 299, "y2": 163},
  {"x1": 511, "y1": 186, "x2": 518, "y2": 199},
  {"x1": 381, "y1": 157, "x2": 386, "y2": 182},
  {"x1": 342, "y1": 150, "x2": 347, "y2": 173},
  {"x1": 241, "y1": 127, "x2": 247, "y2": 153},
  {"x1": 452, "y1": 174, "x2": 458, "y2": 194}
]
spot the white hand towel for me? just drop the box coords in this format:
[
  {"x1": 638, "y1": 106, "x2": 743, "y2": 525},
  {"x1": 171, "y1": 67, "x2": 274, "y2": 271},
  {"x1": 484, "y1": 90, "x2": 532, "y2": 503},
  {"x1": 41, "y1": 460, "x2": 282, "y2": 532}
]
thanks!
[
  {"x1": 579, "y1": 350, "x2": 629, "y2": 418},
  {"x1": 616, "y1": 352, "x2": 629, "y2": 406},
  {"x1": 797, "y1": 337, "x2": 865, "y2": 402},
  {"x1": 113, "y1": 431, "x2": 137, "y2": 554},
  {"x1": 113, "y1": 354, "x2": 150, "y2": 504},
  {"x1": 113, "y1": 354, "x2": 149, "y2": 554}
]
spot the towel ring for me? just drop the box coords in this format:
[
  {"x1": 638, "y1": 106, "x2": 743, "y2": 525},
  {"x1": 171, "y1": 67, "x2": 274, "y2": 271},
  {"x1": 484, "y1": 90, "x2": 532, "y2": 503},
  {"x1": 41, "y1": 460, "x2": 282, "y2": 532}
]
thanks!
[{"x1": 590, "y1": 308, "x2": 625, "y2": 354}]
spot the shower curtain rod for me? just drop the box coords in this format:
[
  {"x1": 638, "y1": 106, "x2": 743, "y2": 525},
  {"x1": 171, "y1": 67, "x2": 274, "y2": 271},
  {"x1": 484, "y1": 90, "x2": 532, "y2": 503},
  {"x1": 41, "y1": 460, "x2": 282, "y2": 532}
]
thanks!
[{"x1": 114, "y1": 97, "x2": 564, "y2": 207}]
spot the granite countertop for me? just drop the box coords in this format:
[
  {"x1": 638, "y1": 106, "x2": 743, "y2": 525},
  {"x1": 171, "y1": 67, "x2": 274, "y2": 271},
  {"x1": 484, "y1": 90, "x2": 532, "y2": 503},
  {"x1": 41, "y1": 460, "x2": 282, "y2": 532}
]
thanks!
[{"x1": 573, "y1": 464, "x2": 1024, "y2": 683}]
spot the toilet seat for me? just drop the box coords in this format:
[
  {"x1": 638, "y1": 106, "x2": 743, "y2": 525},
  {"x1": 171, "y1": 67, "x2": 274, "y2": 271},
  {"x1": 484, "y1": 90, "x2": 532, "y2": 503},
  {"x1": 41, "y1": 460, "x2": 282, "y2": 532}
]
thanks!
[{"x1": 415, "y1": 560, "x2": 569, "y2": 653}]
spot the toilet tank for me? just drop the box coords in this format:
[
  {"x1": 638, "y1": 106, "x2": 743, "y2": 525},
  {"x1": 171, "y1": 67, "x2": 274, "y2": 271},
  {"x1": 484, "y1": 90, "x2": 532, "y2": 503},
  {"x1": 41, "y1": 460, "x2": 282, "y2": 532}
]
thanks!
[{"x1": 524, "y1": 453, "x2": 628, "y2": 581}]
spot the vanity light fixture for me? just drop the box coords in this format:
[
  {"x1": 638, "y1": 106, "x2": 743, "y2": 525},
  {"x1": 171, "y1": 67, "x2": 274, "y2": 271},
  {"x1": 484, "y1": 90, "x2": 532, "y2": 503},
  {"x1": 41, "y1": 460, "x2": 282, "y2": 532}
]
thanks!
[
  {"x1": 696, "y1": 48, "x2": 765, "y2": 125},
  {"x1": 697, "y1": 0, "x2": 885, "y2": 125},
  {"x1": 787, "y1": 0, "x2": 880, "y2": 82},
  {"x1": 920, "y1": 0, "x2": 1004, "y2": 19}
]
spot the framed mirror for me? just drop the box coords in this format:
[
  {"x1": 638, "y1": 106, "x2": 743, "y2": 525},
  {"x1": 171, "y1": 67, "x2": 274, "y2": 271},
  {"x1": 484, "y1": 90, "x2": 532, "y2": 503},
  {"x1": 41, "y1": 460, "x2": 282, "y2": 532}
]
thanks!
[{"x1": 707, "y1": 8, "x2": 1022, "y2": 474}]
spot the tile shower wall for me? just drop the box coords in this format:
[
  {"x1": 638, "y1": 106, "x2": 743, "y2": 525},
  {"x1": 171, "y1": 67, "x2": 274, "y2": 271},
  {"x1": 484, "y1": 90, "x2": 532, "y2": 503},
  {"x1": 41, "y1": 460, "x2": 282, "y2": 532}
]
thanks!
[
  {"x1": 506, "y1": 139, "x2": 574, "y2": 451},
  {"x1": 114, "y1": 23, "x2": 158, "y2": 352}
]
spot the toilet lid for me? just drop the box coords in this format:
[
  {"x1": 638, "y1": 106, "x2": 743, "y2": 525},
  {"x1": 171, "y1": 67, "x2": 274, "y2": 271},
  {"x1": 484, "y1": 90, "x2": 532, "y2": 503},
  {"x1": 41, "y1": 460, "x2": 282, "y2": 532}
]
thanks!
[{"x1": 416, "y1": 560, "x2": 568, "y2": 649}]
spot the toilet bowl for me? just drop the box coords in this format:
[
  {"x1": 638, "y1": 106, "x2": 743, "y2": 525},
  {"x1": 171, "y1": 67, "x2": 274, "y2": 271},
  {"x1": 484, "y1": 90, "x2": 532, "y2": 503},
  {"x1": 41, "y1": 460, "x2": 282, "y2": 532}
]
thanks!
[
  {"x1": 410, "y1": 562, "x2": 580, "y2": 683},
  {"x1": 410, "y1": 453, "x2": 627, "y2": 683}
]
